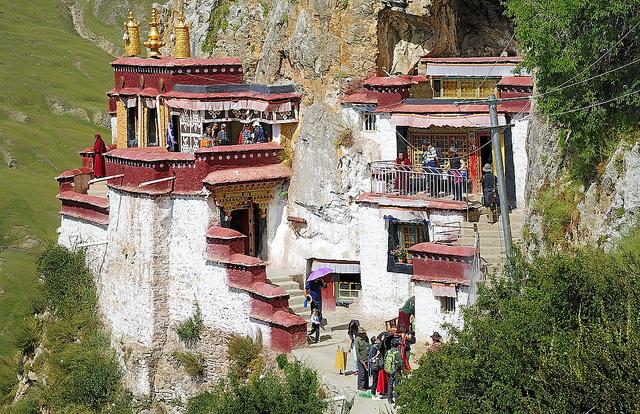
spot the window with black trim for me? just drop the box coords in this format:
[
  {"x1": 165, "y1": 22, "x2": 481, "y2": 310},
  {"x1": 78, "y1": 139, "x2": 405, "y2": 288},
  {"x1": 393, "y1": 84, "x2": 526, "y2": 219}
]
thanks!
[
  {"x1": 127, "y1": 107, "x2": 138, "y2": 148},
  {"x1": 387, "y1": 220, "x2": 428, "y2": 274},
  {"x1": 440, "y1": 296, "x2": 456, "y2": 313},
  {"x1": 147, "y1": 107, "x2": 158, "y2": 147},
  {"x1": 362, "y1": 113, "x2": 376, "y2": 131}
]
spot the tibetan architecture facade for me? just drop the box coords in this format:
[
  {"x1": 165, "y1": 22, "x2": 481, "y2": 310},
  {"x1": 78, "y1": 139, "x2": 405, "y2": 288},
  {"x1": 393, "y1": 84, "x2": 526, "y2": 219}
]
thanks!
[{"x1": 54, "y1": 8, "x2": 304, "y2": 401}]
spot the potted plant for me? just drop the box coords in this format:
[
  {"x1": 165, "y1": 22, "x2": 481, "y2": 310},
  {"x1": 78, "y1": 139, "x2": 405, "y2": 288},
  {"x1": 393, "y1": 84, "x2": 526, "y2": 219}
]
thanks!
[{"x1": 391, "y1": 246, "x2": 408, "y2": 263}]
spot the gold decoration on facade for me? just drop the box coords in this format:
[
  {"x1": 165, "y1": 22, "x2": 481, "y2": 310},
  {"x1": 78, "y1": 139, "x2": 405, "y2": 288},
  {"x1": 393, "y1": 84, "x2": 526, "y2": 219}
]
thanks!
[
  {"x1": 210, "y1": 181, "x2": 283, "y2": 217},
  {"x1": 173, "y1": 9, "x2": 191, "y2": 59},
  {"x1": 123, "y1": 11, "x2": 141, "y2": 57},
  {"x1": 144, "y1": 7, "x2": 165, "y2": 58}
]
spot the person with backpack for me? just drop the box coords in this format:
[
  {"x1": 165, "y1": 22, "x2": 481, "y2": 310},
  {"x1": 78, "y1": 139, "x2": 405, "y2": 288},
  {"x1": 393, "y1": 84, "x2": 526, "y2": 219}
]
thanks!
[
  {"x1": 354, "y1": 326, "x2": 370, "y2": 391},
  {"x1": 368, "y1": 336, "x2": 384, "y2": 400},
  {"x1": 385, "y1": 338, "x2": 403, "y2": 404}
]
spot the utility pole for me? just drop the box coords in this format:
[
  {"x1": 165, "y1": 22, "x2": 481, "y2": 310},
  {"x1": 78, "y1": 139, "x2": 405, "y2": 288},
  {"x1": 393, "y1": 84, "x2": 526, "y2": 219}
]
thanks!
[{"x1": 487, "y1": 94, "x2": 513, "y2": 262}]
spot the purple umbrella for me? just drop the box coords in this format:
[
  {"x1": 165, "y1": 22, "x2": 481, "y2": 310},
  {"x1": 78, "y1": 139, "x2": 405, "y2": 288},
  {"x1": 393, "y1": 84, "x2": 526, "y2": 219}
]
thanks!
[{"x1": 307, "y1": 267, "x2": 333, "y2": 282}]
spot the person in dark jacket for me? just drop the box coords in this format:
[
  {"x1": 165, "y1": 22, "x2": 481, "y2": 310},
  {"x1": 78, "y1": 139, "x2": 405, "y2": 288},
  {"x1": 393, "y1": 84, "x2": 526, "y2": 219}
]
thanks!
[
  {"x1": 481, "y1": 163, "x2": 498, "y2": 223},
  {"x1": 354, "y1": 326, "x2": 370, "y2": 391},
  {"x1": 368, "y1": 336, "x2": 384, "y2": 400}
]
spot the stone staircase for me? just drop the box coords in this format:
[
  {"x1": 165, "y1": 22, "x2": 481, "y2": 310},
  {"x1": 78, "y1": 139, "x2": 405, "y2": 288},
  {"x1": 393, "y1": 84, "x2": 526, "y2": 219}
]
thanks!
[
  {"x1": 458, "y1": 208, "x2": 525, "y2": 273},
  {"x1": 266, "y1": 268, "x2": 311, "y2": 323}
]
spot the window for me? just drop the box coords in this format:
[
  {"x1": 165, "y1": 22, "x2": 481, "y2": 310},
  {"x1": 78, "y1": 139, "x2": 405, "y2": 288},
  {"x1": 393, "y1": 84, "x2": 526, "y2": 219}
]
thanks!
[
  {"x1": 126, "y1": 107, "x2": 138, "y2": 148},
  {"x1": 440, "y1": 296, "x2": 456, "y2": 313},
  {"x1": 387, "y1": 221, "x2": 429, "y2": 274},
  {"x1": 362, "y1": 113, "x2": 376, "y2": 131},
  {"x1": 431, "y1": 78, "x2": 499, "y2": 99},
  {"x1": 147, "y1": 108, "x2": 158, "y2": 147},
  {"x1": 337, "y1": 274, "x2": 361, "y2": 303}
]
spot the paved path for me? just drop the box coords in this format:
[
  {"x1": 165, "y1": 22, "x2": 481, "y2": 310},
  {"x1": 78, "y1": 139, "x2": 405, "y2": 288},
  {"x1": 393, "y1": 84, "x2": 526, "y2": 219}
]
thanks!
[{"x1": 292, "y1": 314, "x2": 397, "y2": 414}]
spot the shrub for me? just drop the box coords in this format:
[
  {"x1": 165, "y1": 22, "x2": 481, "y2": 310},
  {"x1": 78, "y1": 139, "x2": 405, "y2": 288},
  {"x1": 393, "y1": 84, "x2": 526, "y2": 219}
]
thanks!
[
  {"x1": 335, "y1": 126, "x2": 354, "y2": 149},
  {"x1": 186, "y1": 361, "x2": 326, "y2": 414},
  {"x1": 173, "y1": 351, "x2": 205, "y2": 378},
  {"x1": 0, "y1": 356, "x2": 19, "y2": 403},
  {"x1": 533, "y1": 184, "x2": 580, "y2": 247},
  {"x1": 175, "y1": 304, "x2": 204, "y2": 344},
  {"x1": 14, "y1": 317, "x2": 39, "y2": 357},
  {"x1": 275, "y1": 353, "x2": 288, "y2": 370},
  {"x1": 52, "y1": 344, "x2": 122, "y2": 411},
  {"x1": 2, "y1": 396, "x2": 39, "y2": 414},
  {"x1": 227, "y1": 333, "x2": 263, "y2": 379}
]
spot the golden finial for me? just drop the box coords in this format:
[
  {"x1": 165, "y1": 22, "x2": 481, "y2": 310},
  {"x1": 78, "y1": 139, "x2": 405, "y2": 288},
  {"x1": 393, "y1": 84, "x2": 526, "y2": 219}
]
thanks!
[
  {"x1": 123, "y1": 11, "x2": 141, "y2": 57},
  {"x1": 172, "y1": 8, "x2": 191, "y2": 59},
  {"x1": 144, "y1": 7, "x2": 165, "y2": 58}
]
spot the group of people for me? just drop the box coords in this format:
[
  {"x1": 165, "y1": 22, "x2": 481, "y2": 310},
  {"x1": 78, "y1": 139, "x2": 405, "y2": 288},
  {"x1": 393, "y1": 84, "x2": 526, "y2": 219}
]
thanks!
[
  {"x1": 199, "y1": 121, "x2": 268, "y2": 147},
  {"x1": 394, "y1": 142, "x2": 469, "y2": 201},
  {"x1": 348, "y1": 319, "x2": 443, "y2": 404}
]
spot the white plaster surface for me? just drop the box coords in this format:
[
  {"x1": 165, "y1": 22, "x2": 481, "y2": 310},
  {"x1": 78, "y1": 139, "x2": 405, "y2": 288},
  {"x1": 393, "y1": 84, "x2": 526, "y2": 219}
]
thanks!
[
  {"x1": 357, "y1": 205, "x2": 427, "y2": 318},
  {"x1": 342, "y1": 107, "x2": 397, "y2": 161},
  {"x1": 57, "y1": 215, "x2": 108, "y2": 278},
  {"x1": 110, "y1": 115, "x2": 118, "y2": 144},
  {"x1": 511, "y1": 117, "x2": 529, "y2": 208},
  {"x1": 429, "y1": 210, "x2": 465, "y2": 242},
  {"x1": 414, "y1": 282, "x2": 468, "y2": 342}
]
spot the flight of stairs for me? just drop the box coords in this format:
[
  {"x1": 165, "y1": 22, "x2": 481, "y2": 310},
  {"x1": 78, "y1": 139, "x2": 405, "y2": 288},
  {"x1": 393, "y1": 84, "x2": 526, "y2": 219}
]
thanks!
[
  {"x1": 459, "y1": 208, "x2": 524, "y2": 273},
  {"x1": 266, "y1": 268, "x2": 311, "y2": 323}
]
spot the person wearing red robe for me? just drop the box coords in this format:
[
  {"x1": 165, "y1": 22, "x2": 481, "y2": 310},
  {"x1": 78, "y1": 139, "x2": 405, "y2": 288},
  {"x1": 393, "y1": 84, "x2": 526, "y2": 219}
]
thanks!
[
  {"x1": 93, "y1": 133, "x2": 107, "y2": 178},
  {"x1": 394, "y1": 152, "x2": 413, "y2": 194}
]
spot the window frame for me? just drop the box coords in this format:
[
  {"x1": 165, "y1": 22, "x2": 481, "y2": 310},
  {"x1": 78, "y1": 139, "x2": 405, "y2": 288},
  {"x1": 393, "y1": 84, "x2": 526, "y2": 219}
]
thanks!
[
  {"x1": 362, "y1": 112, "x2": 377, "y2": 131},
  {"x1": 387, "y1": 220, "x2": 429, "y2": 274},
  {"x1": 440, "y1": 296, "x2": 456, "y2": 313},
  {"x1": 126, "y1": 107, "x2": 138, "y2": 148},
  {"x1": 431, "y1": 78, "x2": 499, "y2": 99},
  {"x1": 146, "y1": 107, "x2": 159, "y2": 147}
]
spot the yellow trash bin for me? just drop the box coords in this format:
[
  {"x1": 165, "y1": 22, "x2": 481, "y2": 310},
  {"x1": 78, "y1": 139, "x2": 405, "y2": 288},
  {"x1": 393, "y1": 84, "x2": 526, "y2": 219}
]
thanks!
[{"x1": 335, "y1": 346, "x2": 347, "y2": 374}]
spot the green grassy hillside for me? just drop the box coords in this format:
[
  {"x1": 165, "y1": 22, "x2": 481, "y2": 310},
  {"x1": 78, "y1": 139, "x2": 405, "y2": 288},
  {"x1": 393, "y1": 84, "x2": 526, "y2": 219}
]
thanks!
[{"x1": 0, "y1": 0, "x2": 143, "y2": 359}]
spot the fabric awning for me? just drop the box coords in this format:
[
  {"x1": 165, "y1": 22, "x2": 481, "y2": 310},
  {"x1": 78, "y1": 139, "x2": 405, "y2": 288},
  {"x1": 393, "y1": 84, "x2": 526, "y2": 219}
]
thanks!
[
  {"x1": 122, "y1": 97, "x2": 137, "y2": 108},
  {"x1": 144, "y1": 98, "x2": 156, "y2": 108},
  {"x1": 311, "y1": 259, "x2": 360, "y2": 274},
  {"x1": 383, "y1": 215, "x2": 428, "y2": 224},
  {"x1": 391, "y1": 113, "x2": 506, "y2": 128},
  {"x1": 165, "y1": 98, "x2": 292, "y2": 113},
  {"x1": 431, "y1": 283, "x2": 457, "y2": 298}
]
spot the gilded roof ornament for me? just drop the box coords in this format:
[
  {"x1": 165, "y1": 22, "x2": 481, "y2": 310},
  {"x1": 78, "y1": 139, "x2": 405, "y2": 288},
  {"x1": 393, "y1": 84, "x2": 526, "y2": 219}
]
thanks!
[
  {"x1": 123, "y1": 11, "x2": 141, "y2": 57},
  {"x1": 172, "y1": 8, "x2": 191, "y2": 59},
  {"x1": 144, "y1": 7, "x2": 165, "y2": 58}
]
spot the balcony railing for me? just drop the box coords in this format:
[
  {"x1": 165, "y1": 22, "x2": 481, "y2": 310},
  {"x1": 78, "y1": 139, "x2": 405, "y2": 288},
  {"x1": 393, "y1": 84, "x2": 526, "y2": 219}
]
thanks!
[{"x1": 370, "y1": 160, "x2": 470, "y2": 201}]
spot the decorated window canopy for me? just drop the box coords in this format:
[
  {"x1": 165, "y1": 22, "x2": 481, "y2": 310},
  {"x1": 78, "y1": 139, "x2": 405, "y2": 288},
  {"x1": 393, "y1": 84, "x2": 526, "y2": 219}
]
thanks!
[{"x1": 310, "y1": 259, "x2": 360, "y2": 274}]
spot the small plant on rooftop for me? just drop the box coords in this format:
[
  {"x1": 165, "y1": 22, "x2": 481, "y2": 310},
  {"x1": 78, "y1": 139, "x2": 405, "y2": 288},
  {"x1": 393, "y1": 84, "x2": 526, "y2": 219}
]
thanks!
[{"x1": 176, "y1": 304, "x2": 204, "y2": 345}]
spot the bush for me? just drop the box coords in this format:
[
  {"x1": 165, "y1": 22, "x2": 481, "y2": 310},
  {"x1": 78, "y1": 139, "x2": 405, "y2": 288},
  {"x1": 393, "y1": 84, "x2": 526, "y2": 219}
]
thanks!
[
  {"x1": 14, "y1": 317, "x2": 39, "y2": 357},
  {"x1": 0, "y1": 356, "x2": 19, "y2": 403},
  {"x1": 52, "y1": 343, "x2": 122, "y2": 411},
  {"x1": 173, "y1": 351, "x2": 205, "y2": 378},
  {"x1": 533, "y1": 184, "x2": 580, "y2": 247},
  {"x1": 36, "y1": 244, "x2": 96, "y2": 316},
  {"x1": 175, "y1": 304, "x2": 204, "y2": 344},
  {"x1": 186, "y1": 361, "x2": 326, "y2": 414},
  {"x1": 397, "y1": 246, "x2": 640, "y2": 413},
  {"x1": 227, "y1": 333, "x2": 263, "y2": 379},
  {"x1": 275, "y1": 353, "x2": 288, "y2": 370},
  {"x1": 2, "y1": 396, "x2": 39, "y2": 414}
]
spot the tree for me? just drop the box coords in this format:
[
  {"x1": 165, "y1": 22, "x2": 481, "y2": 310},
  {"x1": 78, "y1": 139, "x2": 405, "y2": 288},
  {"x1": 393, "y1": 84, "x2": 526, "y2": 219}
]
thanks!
[
  {"x1": 505, "y1": 0, "x2": 640, "y2": 182},
  {"x1": 397, "y1": 248, "x2": 640, "y2": 413}
]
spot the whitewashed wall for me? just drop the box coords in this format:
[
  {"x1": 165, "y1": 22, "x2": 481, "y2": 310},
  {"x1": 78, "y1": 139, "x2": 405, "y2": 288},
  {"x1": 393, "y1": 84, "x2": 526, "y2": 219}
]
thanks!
[
  {"x1": 342, "y1": 106, "x2": 397, "y2": 161},
  {"x1": 357, "y1": 205, "x2": 427, "y2": 317},
  {"x1": 58, "y1": 215, "x2": 108, "y2": 277},
  {"x1": 511, "y1": 117, "x2": 529, "y2": 208},
  {"x1": 414, "y1": 282, "x2": 468, "y2": 342},
  {"x1": 429, "y1": 210, "x2": 466, "y2": 242}
]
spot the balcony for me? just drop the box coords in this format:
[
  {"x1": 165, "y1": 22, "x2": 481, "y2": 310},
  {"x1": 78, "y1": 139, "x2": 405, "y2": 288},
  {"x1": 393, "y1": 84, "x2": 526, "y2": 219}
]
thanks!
[{"x1": 370, "y1": 160, "x2": 470, "y2": 201}]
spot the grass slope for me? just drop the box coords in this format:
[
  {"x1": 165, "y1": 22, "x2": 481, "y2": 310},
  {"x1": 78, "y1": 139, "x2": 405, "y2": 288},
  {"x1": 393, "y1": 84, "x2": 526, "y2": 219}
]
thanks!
[{"x1": 0, "y1": 0, "x2": 139, "y2": 357}]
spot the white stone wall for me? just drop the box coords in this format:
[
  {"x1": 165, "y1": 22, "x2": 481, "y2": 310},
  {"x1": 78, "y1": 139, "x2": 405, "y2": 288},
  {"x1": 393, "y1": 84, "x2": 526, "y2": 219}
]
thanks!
[
  {"x1": 342, "y1": 106, "x2": 397, "y2": 161},
  {"x1": 57, "y1": 216, "x2": 108, "y2": 283},
  {"x1": 110, "y1": 115, "x2": 118, "y2": 144},
  {"x1": 414, "y1": 282, "x2": 468, "y2": 342},
  {"x1": 429, "y1": 210, "x2": 465, "y2": 242},
  {"x1": 357, "y1": 205, "x2": 429, "y2": 317},
  {"x1": 511, "y1": 117, "x2": 529, "y2": 208}
]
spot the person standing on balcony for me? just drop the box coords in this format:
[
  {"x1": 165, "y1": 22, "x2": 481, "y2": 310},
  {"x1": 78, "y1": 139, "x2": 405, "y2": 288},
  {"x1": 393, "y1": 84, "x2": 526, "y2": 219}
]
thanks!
[
  {"x1": 238, "y1": 123, "x2": 253, "y2": 144},
  {"x1": 216, "y1": 123, "x2": 229, "y2": 145},
  {"x1": 200, "y1": 125, "x2": 214, "y2": 148},
  {"x1": 421, "y1": 142, "x2": 438, "y2": 197},
  {"x1": 93, "y1": 133, "x2": 107, "y2": 178},
  {"x1": 395, "y1": 152, "x2": 412, "y2": 195},
  {"x1": 447, "y1": 147, "x2": 464, "y2": 201},
  {"x1": 253, "y1": 121, "x2": 267, "y2": 143}
]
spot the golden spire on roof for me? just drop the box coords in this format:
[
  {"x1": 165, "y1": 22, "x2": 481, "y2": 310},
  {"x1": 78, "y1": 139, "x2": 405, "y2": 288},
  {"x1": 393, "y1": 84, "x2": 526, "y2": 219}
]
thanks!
[
  {"x1": 144, "y1": 7, "x2": 165, "y2": 58},
  {"x1": 123, "y1": 11, "x2": 141, "y2": 57},
  {"x1": 172, "y1": 6, "x2": 191, "y2": 59}
]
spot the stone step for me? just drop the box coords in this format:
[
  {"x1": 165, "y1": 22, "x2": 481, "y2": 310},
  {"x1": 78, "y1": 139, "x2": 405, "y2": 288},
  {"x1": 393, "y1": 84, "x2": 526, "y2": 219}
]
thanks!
[{"x1": 273, "y1": 280, "x2": 301, "y2": 291}]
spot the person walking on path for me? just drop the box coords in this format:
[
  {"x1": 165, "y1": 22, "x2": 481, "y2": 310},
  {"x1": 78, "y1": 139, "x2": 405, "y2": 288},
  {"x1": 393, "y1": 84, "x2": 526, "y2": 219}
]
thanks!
[
  {"x1": 354, "y1": 326, "x2": 370, "y2": 391},
  {"x1": 481, "y1": 163, "x2": 498, "y2": 223},
  {"x1": 93, "y1": 133, "x2": 107, "y2": 178},
  {"x1": 347, "y1": 319, "x2": 360, "y2": 374},
  {"x1": 385, "y1": 338, "x2": 403, "y2": 404},
  {"x1": 308, "y1": 308, "x2": 321, "y2": 343},
  {"x1": 368, "y1": 336, "x2": 384, "y2": 400},
  {"x1": 305, "y1": 278, "x2": 326, "y2": 320}
]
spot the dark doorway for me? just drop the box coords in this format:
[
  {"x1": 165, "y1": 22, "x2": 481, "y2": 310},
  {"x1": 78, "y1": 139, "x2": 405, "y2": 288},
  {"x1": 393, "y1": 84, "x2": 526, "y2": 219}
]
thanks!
[
  {"x1": 170, "y1": 115, "x2": 180, "y2": 152},
  {"x1": 127, "y1": 107, "x2": 138, "y2": 147},
  {"x1": 479, "y1": 133, "x2": 492, "y2": 170},
  {"x1": 147, "y1": 108, "x2": 158, "y2": 147},
  {"x1": 230, "y1": 208, "x2": 250, "y2": 254}
]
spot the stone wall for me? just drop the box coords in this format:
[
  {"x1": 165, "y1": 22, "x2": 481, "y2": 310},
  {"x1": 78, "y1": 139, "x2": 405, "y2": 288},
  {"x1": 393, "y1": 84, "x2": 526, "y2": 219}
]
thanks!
[
  {"x1": 511, "y1": 117, "x2": 529, "y2": 207},
  {"x1": 413, "y1": 282, "x2": 468, "y2": 342}
]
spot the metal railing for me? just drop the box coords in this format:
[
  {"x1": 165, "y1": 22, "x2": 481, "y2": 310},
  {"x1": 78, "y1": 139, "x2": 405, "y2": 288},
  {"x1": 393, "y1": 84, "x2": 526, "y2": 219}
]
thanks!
[{"x1": 370, "y1": 160, "x2": 471, "y2": 201}]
